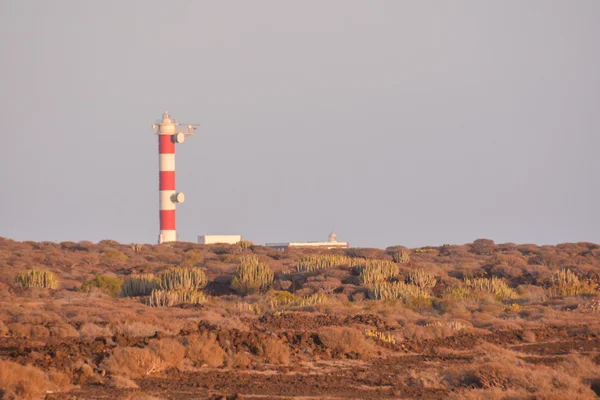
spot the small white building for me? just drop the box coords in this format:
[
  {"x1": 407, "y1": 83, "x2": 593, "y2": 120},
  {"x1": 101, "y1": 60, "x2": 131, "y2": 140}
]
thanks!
[
  {"x1": 266, "y1": 232, "x2": 348, "y2": 251},
  {"x1": 198, "y1": 235, "x2": 242, "y2": 245}
]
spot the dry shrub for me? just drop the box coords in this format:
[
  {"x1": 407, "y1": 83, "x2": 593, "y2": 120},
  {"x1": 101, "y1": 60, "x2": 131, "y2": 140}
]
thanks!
[
  {"x1": 47, "y1": 368, "x2": 71, "y2": 391},
  {"x1": 405, "y1": 369, "x2": 448, "y2": 390},
  {"x1": 0, "y1": 321, "x2": 8, "y2": 337},
  {"x1": 107, "y1": 375, "x2": 139, "y2": 389},
  {"x1": 184, "y1": 332, "x2": 226, "y2": 367},
  {"x1": 403, "y1": 323, "x2": 459, "y2": 341},
  {"x1": 114, "y1": 321, "x2": 173, "y2": 337},
  {"x1": 228, "y1": 351, "x2": 252, "y2": 369},
  {"x1": 102, "y1": 347, "x2": 164, "y2": 378},
  {"x1": 79, "y1": 322, "x2": 112, "y2": 338},
  {"x1": 8, "y1": 323, "x2": 50, "y2": 338},
  {"x1": 442, "y1": 344, "x2": 599, "y2": 398},
  {"x1": 517, "y1": 284, "x2": 547, "y2": 302},
  {"x1": 262, "y1": 338, "x2": 290, "y2": 365},
  {"x1": 0, "y1": 360, "x2": 56, "y2": 399},
  {"x1": 433, "y1": 347, "x2": 473, "y2": 358},
  {"x1": 49, "y1": 323, "x2": 80, "y2": 338},
  {"x1": 318, "y1": 327, "x2": 373, "y2": 357},
  {"x1": 559, "y1": 354, "x2": 600, "y2": 387},
  {"x1": 118, "y1": 394, "x2": 162, "y2": 400},
  {"x1": 521, "y1": 330, "x2": 536, "y2": 343},
  {"x1": 147, "y1": 338, "x2": 185, "y2": 369}
]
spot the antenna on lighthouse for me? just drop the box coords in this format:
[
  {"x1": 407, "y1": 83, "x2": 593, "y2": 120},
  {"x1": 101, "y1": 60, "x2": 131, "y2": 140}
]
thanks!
[{"x1": 153, "y1": 111, "x2": 199, "y2": 244}]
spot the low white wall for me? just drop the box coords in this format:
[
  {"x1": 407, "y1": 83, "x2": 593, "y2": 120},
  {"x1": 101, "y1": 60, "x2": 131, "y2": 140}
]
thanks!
[{"x1": 198, "y1": 235, "x2": 242, "y2": 245}]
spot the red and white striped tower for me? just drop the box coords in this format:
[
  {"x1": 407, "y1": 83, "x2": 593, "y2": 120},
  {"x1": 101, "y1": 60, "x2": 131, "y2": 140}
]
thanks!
[{"x1": 153, "y1": 111, "x2": 198, "y2": 244}]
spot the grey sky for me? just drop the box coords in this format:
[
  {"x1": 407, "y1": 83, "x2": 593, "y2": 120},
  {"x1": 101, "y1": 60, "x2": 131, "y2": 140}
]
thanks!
[{"x1": 1, "y1": 1, "x2": 598, "y2": 248}]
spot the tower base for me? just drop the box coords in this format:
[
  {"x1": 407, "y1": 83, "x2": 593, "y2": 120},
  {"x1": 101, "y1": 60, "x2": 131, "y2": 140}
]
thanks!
[{"x1": 158, "y1": 230, "x2": 177, "y2": 244}]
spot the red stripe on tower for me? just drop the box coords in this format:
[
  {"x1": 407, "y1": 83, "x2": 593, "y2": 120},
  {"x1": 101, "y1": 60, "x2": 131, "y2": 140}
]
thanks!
[
  {"x1": 159, "y1": 134, "x2": 175, "y2": 154},
  {"x1": 159, "y1": 210, "x2": 176, "y2": 231},
  {"x1": 159, "y1": 171, "x2": 175, "y2": 191}
]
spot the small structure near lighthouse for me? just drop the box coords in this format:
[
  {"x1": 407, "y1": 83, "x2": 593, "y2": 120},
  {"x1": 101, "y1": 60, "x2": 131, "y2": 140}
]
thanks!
[
  {"x1": 152, "y1": 111, "x2": 198, "y2": 244},
  {"x1": 265, "y1": 232, "x2": 349, "y2": 251}
]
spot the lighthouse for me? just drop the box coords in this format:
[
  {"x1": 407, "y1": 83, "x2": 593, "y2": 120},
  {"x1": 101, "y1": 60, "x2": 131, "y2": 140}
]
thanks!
[{"x1": 152, "y1": 111, "x2": 198, "y2": 244}]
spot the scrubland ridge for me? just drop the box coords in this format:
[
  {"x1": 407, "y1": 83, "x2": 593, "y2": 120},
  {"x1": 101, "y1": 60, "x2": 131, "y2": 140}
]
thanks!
[{"x1": 1, "y1": 237, "x2": 599, "y2": 399}]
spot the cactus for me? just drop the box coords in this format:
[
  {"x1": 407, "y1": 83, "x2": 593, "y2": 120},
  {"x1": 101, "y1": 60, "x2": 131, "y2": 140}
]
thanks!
[
  {"x1": 357, "y1": 260, "x2": 399, "y2": 284},
  {"x1": 425, "y1": 320, "x2": 466, "y2": 331},
  {"x1": 159, "y1": 267, "x2": 207, "y2": 291},
  {"x1": 147, "y1": 289, "x2": 178, "y2": 307},
  {"x1": 236, "y1": 292, "x2": 329, "y2": 315},
  {"x1": 443, "y1": 286, "x2": 473, "y2": 299},
  {"x1": 365, "y1": 329, "x2": 396, "y2": 344},
  {"x1": 368, "y1": 281, "x2": 429, "y2": 302},
  {"x1": 463, "y1": 277, "x2": 517, "y2": 299},
  {"x1": 549, "y1": 269, "x2": 597, "y2": 297},
  {"x1": 406, "y1": 268, "x2": 437, "y2": 289},
  {"x1": 15, "y1": 269, "x2": 58, "y2": 289},
  {"x1": 121, "y1": 274, "x2": 159, "y2": 297},
  {"x1": 146, "y1": 289, "x2": 207, "y2": 307},
  {"x1": 237, "y1": 240, "x2": 253, "y2": 250},
  {"x1": 231, "y1": 256, "x2": 274, "y2": 295},
  {"x1": 296, "y1": 255, "x2": 351, "y2": 273},
  {"x1": 392, "y1": 250, "x2": 410, "y2": 264}
]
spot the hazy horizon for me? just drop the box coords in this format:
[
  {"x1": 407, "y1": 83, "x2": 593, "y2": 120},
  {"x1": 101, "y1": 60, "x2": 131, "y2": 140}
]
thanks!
[{"x1": 2, "y1": 1, "x2": 599, "y2": 248}]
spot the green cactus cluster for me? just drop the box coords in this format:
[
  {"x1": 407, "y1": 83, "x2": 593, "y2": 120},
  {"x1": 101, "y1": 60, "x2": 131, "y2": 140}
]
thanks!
[
  {"x1": 120, "y1": 274, "x2": 158, "y2": 297},
  {"x1": 15, "y1": 269, "x2": 58, "y2": 289},
  {"x1": 296, "y1": 255, "x2": 352, "y2": 273},
  {"x1": 464, "y1": 276, "x2": 517, "y2": 299},
  {"x1": 231, "y1": 255, "x2": 274, "y2": 295},
  {"x1": 357, "y1": 260, "x2": 399, "y2": 284},
  {"x1": 392, "y1": 250, "x2": 411, "y2": 264},
  {"x1": 269, "y1": 291, "x2": 329, "y2": 308},
  {"x1": 549, "y1": 269, "x2": 597, "y2": 297},
  {"x1": 443, "y1": 286, "x2": 474, "y2": 299},
  {"x1": 368, "y1": 281, "x2": 429, "y2": 302},
  {"x1": 406, "y1": 268, "x2": 437, "y2": 289},
  {"x1": 159, "y1": 267, "x2": 207, "y2": 291},
  {"x1": 237, "y1": 291, "x2": 329, "y2": 315},
  {"x1": 236, "y1": 240, "x2": 253, "y2": 250},
  {"x1": 146, "y1": 288, "x2": 206, "y2": 307}
]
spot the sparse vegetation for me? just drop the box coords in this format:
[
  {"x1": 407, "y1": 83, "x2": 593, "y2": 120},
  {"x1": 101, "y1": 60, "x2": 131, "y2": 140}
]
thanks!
[{"x1": 1, "y1": 237, "x2": 599, "y2": 398}]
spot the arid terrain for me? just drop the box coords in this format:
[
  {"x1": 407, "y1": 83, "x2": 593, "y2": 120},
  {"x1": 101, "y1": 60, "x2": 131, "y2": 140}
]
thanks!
[{"x1": 1, "y1": 238, "x2": 599, "y2": 399}]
